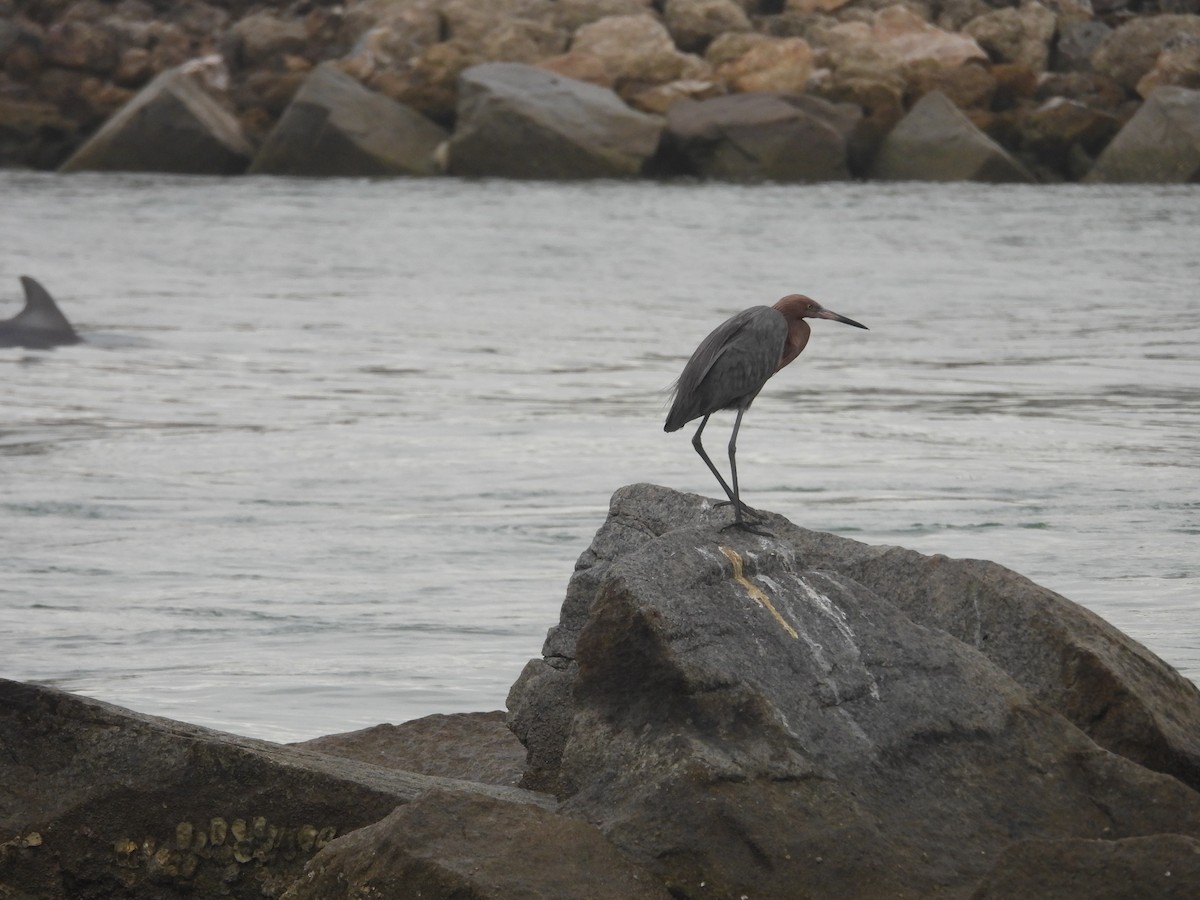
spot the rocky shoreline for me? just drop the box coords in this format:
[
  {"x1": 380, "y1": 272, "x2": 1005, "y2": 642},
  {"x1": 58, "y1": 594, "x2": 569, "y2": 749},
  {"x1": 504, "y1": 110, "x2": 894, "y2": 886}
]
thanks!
[
  {"x1": 4, "y1": 484, "x2": 1200, "y2": 898},
  {"x1": 2, "y1": 0, "x2": 1199, "y2": 181}
]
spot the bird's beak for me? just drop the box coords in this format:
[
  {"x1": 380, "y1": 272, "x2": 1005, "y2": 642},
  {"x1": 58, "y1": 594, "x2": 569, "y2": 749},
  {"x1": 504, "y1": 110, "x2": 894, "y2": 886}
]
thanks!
[{"x1": 816, "y1": 308, "x2": 868, "y2": 330}]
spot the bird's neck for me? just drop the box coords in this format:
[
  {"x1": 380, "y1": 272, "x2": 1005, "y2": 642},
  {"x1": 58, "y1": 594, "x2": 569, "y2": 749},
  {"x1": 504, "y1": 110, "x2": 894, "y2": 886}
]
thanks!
[{"x1": 778, "y1": 320, "x2": 811, "y2": 371}]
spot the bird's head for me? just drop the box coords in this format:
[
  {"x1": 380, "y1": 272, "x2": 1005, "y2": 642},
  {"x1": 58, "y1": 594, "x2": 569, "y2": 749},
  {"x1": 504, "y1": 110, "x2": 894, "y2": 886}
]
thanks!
[{"x1": 774, "y1": 294, "x2": 868, "y2": 330}]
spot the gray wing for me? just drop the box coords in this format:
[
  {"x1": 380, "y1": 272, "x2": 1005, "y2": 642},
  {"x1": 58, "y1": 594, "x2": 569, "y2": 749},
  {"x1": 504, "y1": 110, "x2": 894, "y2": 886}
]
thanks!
[{"x1": 665, "y1": 306, "x2": 787, "y2": 432}]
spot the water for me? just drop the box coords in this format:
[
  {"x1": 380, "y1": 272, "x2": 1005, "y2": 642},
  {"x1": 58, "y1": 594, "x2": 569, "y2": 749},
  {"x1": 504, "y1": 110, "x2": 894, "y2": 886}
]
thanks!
[{"x1": 1, "y1": 173, "x2": 1197, "y2": 742}]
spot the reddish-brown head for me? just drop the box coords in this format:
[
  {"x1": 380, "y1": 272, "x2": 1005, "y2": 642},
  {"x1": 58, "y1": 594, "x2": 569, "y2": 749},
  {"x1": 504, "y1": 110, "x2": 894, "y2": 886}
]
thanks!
[
  {"x1": 771, "y1": 294, "x2": 868, "y2": 371},
  {"x1": 773, "y1": 294, "x2": 868, "y2": 330}
]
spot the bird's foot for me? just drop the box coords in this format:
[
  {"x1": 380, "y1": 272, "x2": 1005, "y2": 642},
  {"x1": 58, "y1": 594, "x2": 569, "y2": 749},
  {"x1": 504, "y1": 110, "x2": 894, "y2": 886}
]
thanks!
[
  {"x1": 721, "y1": 519, "x2": 774, "y2": 538},
  {"x1": 713, "y1": 499, "x2": 764, "y2": 521}
]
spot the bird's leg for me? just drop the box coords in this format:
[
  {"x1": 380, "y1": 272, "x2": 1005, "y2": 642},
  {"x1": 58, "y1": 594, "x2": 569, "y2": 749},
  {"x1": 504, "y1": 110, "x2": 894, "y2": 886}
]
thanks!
[
  {"x1": 721, "y1": 407, "x2": 771, "y2": 536},
  {"x1": 691, "y1": 414, "x2": 738, "y2": 505}
]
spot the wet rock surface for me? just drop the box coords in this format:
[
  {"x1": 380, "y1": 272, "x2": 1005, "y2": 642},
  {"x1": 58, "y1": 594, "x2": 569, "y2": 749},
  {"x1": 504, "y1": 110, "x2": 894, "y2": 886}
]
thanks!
[
  {"x1": 2, "y1": 0, "x2": 1199, "y2": 179},
  {"x1": 5, "y1": 483, "x2": 1200, "y2": 898}
]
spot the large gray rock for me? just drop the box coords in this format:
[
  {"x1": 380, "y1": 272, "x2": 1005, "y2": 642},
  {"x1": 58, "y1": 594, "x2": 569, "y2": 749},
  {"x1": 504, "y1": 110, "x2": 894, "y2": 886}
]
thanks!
[
  {"x1": 446, "y1": 61, "x2": 663, "y2": 178},
  {"x1": 1085, "y1": 85, "x2": 1200, "y2": 182},
  {"x1": 869, "y1": 89, "x2": 1035, "y2": 181},
  {"x1": 0, "y1": 679, "x2": 549, "y2": 899},
  {"x1": 282, "y1": 788, "x2": 671, "y2": 900},
  {"x1": 249, "y1": 63, "x2": 447, "y2": 176},
  {"x1": 972, "y1": 835, "x2": 1200, "y2": 899},
  {"x1": 58, "y1": 67, "x2": 252, "y2": 174},
  {"x1": 507, "y1": 483, "x2": 1200, "y2": 898},
  {"x1": 661, "y1": 91, "x2": 860, "y2": 181},
  {"x1": 292, "y1": 710, "x2": 526, "y2": 786}
]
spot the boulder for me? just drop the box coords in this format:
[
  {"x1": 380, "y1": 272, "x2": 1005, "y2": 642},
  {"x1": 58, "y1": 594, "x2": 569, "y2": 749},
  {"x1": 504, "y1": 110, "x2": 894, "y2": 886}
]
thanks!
[
  {"x1": 1085, "y1": 85, "x2": 1200, "y2": 182},
  {"x1": 338, "y1": 0, "x2": 443, "y2": 59},
  {"x1": 1091, "y1": 14, "x2": 1200, "y2": 94},
  {"x1": 713, "y1": 35, "x2": 814, "y2": 94},
  {"x1": 58, "y1": 66, "x2": 252, "y2": 174},
  {"x1": 907, "y1": 61, "x2": 998, "y2": 110},
  {"x1": 292, "y1": 710, "x2": 527, "y2": 786},
  {"x1": 506, "y1": 483, "x2": 1200, "y2": 897},
  {"x1": 1018, "y1": 96, "x2": 1121, "y2": 178},
  {"x1": 369, "y1": 39, "x2": 481, "y2": 126},
  {"x1": 1054, "y1": 20, "x2": 1112, "y2": 73},
  {"x1": 662, "y1": 0, "x2": 752, "y2": 54},
  {"x1": 869, "y1": 89, "x2": 1035, "y2": 181},
  {"x1": 568, "y1": 13, "x2": 709, "y2": 95},
  {"x1": 971, "y1": 835, "x2": 1200, "y2": 900},
  {"x1": 819, "y1": 4, "x2": 989, "y2": 80},
  {"x1": 1136, "y1": 33, "x2": 1200, "y2": 98},
  {"x1": 660, "y1": 90, "x2": 859, "y2": 180},
  {"x1": 626, "y1": 77, "x2": 725, "y2": 114},
  {"x1": 0, "y1": 97, "x2": 79, "y2": 168},
  {"x1": 1036, "y1": 70, "x2": 1128, "y2": 112},
  {"x1": 552, "y1": 0, "x2": 657, "y2": 32},
  {"x1": 221, "y1": 11, "x2": 309, "y2": 72},
  {"x1": 248, "y1": 62, "x2": 447, "y2": 176},
  {"x1": 446, "y1": 61, "x2": 664, "y2": 178},
  {"x1": 963, "y1": 0, "x2": 1057, "y2": 72},
  {"x1": 439, "y1": 0, "x2": 568, "y2": 63},
  {"x1": 43, "y1": 18, "x2": 118, "y2": 73},
  {"x1": 281, "y1": 788, "x2": 671, "y2": 900},
  {"x1": 787, "y1": 0, "x2": 854, "y2": 12},
  {"x1": 0, "y1": 679, "x2": 550, "y2": 899}
]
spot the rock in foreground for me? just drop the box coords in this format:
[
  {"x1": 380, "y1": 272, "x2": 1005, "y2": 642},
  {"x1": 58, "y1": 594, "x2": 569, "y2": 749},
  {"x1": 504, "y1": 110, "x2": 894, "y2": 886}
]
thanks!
[
  {"x1": 0, "y1": 683, "x2": 550, "y2": 899},
  {"x1": 508, "y1": 483, "x2": 1200, "y2": 898}
]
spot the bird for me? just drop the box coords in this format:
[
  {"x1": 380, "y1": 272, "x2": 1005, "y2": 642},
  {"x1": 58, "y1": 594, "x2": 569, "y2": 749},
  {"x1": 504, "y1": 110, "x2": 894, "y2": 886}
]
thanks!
[{"x1": 664, "y1": 294, "x2": 867, "y2": 533}]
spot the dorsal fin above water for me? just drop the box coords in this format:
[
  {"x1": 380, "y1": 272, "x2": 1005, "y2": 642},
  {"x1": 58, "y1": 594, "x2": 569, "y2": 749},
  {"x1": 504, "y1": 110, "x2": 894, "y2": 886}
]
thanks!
[{"x1": 1, "y1": 276, "x2": 81, "y2": 346}]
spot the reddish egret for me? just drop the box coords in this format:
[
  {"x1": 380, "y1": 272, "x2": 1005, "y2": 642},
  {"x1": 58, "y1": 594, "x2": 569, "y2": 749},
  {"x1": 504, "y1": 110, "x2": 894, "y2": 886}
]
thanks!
[{"x1": 664, "y1": 294, "x2": 867, "y2": 533}]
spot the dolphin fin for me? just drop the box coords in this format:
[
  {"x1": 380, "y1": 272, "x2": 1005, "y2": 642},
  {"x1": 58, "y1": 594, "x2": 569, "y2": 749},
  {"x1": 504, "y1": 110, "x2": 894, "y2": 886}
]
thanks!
[{"x1": 10, "y1": 276, "x2": 80, "y2": 342}]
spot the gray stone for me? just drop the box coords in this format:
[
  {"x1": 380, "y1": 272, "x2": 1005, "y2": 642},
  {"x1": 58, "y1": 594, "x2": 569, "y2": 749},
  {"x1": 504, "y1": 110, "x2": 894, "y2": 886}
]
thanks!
[
  {"x1": 508, "y1": 483, "x2": 1200, "y2": 897},
  {"x1": 58, "y1": 66, "x2": 252, "y2": 174},
  {"x1": 447, "y1": 62, "x2": 663, "y2": 178},
  {"x1": 248, "y1": 63, "x2": 447, "y2": 177},
  {"x1": 281, "y1": 788, "x2": 672, "y2": 900},
  {"x1": 971, "y1": 835, "x2": 1200, "y2": 900},
  {"x1": 0, "y1": 679, "x2": 550, "y2": 899},
  {"x1": 869, "y1": 89, "x2": 1035, "y2": 181},
  {"x1": 661, "y1": 90, "x2": 860, "y2": 181},
  {"x1": 292, "y1": 710, "x2": 526, "y2": 787},
  {"x1": 1054, "y1": 20, "x2": 1112, "y2": 73},
  {"x1": 1085, "y1": 85, "x2": 1200, "y2": 182},
  {"x1": 663, "y1": 0, "x2": 752, "y2": 54}
]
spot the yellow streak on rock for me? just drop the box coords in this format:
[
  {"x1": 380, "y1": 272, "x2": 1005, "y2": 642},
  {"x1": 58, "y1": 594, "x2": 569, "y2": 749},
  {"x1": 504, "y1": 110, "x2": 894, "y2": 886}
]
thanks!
[{"x1": 718, "y1": 545, "x2": 798, "y2": 640}]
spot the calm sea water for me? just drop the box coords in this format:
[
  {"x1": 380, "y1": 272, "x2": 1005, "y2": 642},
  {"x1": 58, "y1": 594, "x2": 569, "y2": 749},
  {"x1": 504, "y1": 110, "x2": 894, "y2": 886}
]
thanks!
[{"x1": 1, "y1": 173, "x2": 1197, "y2": 742}]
